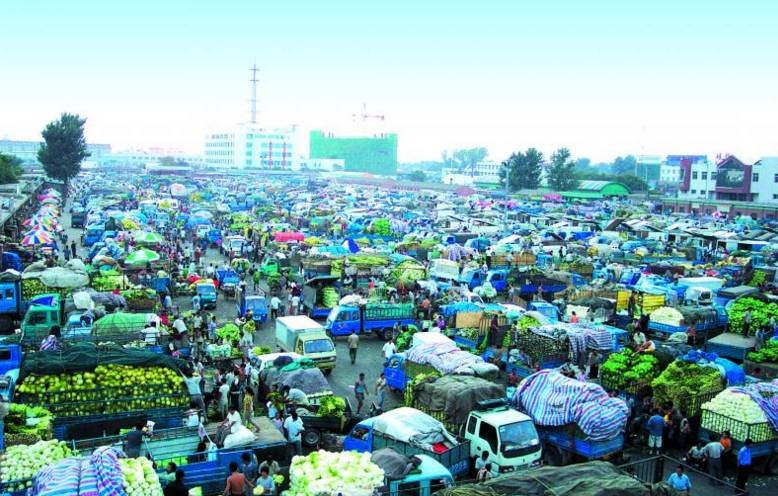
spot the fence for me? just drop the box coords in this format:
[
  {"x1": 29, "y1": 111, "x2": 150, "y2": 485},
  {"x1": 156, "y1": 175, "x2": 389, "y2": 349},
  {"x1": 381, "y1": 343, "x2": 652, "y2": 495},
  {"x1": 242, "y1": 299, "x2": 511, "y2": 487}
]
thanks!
[{"x1": 618, "y1": 455, "x2": 746, "y2": 495}]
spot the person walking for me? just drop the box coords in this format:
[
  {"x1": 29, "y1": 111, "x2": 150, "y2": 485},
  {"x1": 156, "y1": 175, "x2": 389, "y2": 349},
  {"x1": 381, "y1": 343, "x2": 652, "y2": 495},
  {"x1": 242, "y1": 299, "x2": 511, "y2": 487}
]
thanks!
[
  {"x1": 666, "y1": 466, "x2": 691, "y2": 496},
  {"x1": 255, "y1": 467, "x2": 276, "y2": 495},
  {"x1": 375, "y1": 372, "x2": 387, "y2": 412},
  {"x1": 354, "y1": 373, "x2": 368, "y2": 414},
  {"x1": 283, "y1": 409, "x2": 305, "y2": 456},
  {"x1": 347, "y1": 330, "x2": 360, "y2": 365},
  {"x1": 270, "y1": 295, "x2": 281, "y2": 320},
  {"x1": 646, "y1": 409, "x2": 666, "y2": 455},
  {"x1": 735, "y1": 439, "x2": 752, "y2": 494},
  {"x1": 382, "y1": 338, "x2": 396, "y2": 365}
]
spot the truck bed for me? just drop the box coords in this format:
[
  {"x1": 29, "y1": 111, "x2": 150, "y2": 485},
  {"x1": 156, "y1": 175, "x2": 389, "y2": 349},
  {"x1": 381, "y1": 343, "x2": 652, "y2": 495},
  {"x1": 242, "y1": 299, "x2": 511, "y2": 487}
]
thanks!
[{"x1": 373, "y1": 434, "x2": 471, "y2": 476}]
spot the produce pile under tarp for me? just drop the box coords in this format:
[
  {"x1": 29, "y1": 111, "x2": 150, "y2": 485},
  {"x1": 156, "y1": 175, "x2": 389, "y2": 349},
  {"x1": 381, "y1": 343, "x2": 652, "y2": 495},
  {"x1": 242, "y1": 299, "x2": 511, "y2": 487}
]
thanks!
[
  {"x1": 19, "y1": 343, "x2": 186, "y2": 379},
  {"x1": 410, "y1": 375, "x2": 505, "y2": 426},
  {"x1": 30, "y1": 446, "x2": 126, "y2": 496},
  {"x1": 372, "y1": 407, "x2": 459, "y2": 450},
  {"x1": 433, "y1": 461, "x2": 657, "y2": 496},
  {"x1": 514, "y1": 370, "x2": 629, "y2": 441},
  {"x1": 405, "y1": 342, "x2": 498, "y2": 376},
  {"x1": 260, "y1": 367, "x2": 331, "y2": 397}
]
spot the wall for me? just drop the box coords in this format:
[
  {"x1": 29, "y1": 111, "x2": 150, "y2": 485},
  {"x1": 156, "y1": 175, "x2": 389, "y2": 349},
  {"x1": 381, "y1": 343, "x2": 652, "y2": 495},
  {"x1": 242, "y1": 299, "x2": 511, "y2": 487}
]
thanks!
[{"x1": 309, "y1": 131, "x2": 397, "y2": 175}]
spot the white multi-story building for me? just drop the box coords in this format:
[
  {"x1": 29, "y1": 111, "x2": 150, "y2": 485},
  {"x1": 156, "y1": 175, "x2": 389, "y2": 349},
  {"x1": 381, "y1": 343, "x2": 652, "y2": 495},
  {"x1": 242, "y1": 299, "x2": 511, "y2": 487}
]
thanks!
[
  {"x1": 204, "y1": 124, "x2": 301, "y2": 169},
  {"x1": 98, "y1": 150, "x2": 205, "y2": 169},
  {"x1": 677, "y1": 159, "x2": 718, "y2": 199},
  {"x1": 750, "y1": 157, "x2": 778, "y2": 203},
  {"x1": 441, "y1": 160, "x2": 502, "y2": 186},
  {"x1": 659, "y1": 163, "x2": 680, "y2": 185}
]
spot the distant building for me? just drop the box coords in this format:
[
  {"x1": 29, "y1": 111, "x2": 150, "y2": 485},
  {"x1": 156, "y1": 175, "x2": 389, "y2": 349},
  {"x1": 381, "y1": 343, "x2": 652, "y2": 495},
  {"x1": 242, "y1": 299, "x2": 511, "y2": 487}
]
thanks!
[
  {"x1": 309, "y1": 131, "x2": 397, "y2": 175},
  {"x1": 0, "y1": 139, "x2": 111, "y2": 165},
  {"x1": 636, "y1": 155, "x2": 662, "y2": 185},
  {"x1": 204, "y1": 124, "x2": 301, "y2": 169},
  {"x1": 295, "y1": 158, "x2": 344, "y2": 172},
  {"x1": 98, "y1": 150, "x2": 204, "y2": 169},
  {"x1": 442, "y1": 160, "x2": 501, "y2": 186},
  {"x1": 676, "y1": 155, "x2": 778, "y2": 204}
]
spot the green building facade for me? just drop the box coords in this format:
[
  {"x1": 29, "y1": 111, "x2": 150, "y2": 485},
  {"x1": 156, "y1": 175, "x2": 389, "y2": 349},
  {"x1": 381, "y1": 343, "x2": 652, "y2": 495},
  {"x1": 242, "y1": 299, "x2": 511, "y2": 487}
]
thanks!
[{"x1": 309, "y1": 131, "x2": 398, "y2": 175}]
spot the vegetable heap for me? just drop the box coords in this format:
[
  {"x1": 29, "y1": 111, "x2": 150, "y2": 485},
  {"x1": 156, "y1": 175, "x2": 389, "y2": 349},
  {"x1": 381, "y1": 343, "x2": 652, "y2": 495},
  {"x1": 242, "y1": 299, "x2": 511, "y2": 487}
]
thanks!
[
  {"x1": 20, "y1": 279, "x2": 49, "y2": 300},
  {"x1": 3, "y1": 404, "x2": 54, "y2": 446},
  {"x1": 316, "y1": 396, "x2": 346, "y2": 417},
  {"x1": 748, "y1": 270, "x2": 767, "y2": 287},
  {"x1": 395, "y1": 325, "x2": 419, "y2": 352},
  {"x1": 216, "y1": 323, "x2": 241, "y2": 342},
  {"x1": 729, "y1": 298, "x2": 778, "y2": 336},
  {"x1": 702, "y1": 390, "x2": 776, "y2": 442},
  {"x1": 288, "y1": 450, "x2": 385, "y2": 496},
  {"x1": 0, "y1": 440, "x2": 73, "y2": 489},
  {"x1": 502, "y1": 315, "x2": 540, "y2": 347},
  {"x1": 322, "y1": 286, "x2": 339, "y2": 308},
  {"x1": 747, "y1": 339, "x2": 778, "y2": 363},
  {"x1": 92, "y1": 272, "x2": 127, "y2": 292},
  {"x1": 651, "y1": 360, "x2": 724, "y2": 416},
  {"x1": 599, "y1": 350, "x2": 658, "y2": 392},
  {"x1": 119, "y1": 457, "x2": 163, "y2": 496},
  {"x1": 371, "y1": 218, "x2": 391, "y2": 236},
  {"x1": 387, "y1": 260, "x2": 427, "y2": 286},
  {"x1": 15, "y1": 365, "x2": 187, "y2": 417},
  {"x1": 649, "y1": 306, "x2": 685, "y2": 327}
]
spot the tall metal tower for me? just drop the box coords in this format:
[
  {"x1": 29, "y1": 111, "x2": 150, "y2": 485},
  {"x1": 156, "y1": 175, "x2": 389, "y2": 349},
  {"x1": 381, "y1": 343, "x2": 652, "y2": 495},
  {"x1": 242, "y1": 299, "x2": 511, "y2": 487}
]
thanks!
[{"x1": 250, "y1": 64, "x2": 259, "y2": 124}]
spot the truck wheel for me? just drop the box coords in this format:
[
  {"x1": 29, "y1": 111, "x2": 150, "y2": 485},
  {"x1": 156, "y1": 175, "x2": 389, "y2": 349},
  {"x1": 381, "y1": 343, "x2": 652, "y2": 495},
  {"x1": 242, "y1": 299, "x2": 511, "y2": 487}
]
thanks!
[
  {"x1": 543, "y1": 444, "x2": 564, "y2": 466},
  {"x1": 379, "y1": 328, "x2": 393, "y2": 341},
  {"x1": 303, "y1": 429, "x2": 321, "y2": 447},
  {"x1": 0, "y1": 315, "x2": 14, "y2": 334},
  {"x1": 323, "y1": 369, "x2": 332, "y2": 376}
]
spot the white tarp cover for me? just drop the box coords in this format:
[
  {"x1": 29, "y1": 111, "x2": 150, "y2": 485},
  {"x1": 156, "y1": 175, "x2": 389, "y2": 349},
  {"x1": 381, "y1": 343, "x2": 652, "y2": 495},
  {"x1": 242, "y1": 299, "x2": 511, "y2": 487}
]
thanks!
[{"x1": 371, "y1": 407, "x2": 457, "y2": 450}]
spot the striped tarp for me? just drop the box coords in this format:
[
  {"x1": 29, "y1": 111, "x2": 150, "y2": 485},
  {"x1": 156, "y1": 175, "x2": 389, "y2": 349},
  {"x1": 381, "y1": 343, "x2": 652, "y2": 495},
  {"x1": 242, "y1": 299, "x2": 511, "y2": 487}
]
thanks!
[
  {"x1": 31, "y1": 447, "x2": 126, "y2": 496},
  {"x1": 514, "y1": 369, "x2": 629, "y2": 441}
]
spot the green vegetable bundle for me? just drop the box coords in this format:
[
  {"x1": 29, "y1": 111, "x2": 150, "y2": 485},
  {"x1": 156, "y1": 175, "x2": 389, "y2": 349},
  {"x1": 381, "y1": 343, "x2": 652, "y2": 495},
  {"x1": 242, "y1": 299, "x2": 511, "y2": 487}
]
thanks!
[
  {"x1": 322, "y1": 287, "x2": 339, "y2": 308},
  {"x1": 503, "y1": 316, "x2": 540, "y2": 348},
  {"x1": 92, "y1": 275, "x2": 125, "y2": 291},
  {"x1": 748, "y1": 270, "x2": 767, "y2": 287},
  {"x1": 317, "y1": 396, "x2": 346, "y2": 417},
  {"x1": 3, "y1": 404, "x2": 54, "y2": 446},
  {"x1": 651, "y1": 360, "x2": 724, "y2": 416},
  {"x1": 216, "y1": 323, "x2": 240, "y2": 342},
  {"x1": 599, "y1": 350, "x2": 658, "y2": 393},
  {"x1": 728, "y1": 298, "x2": 778, "y2": 336},
  {"x1": 21, "y1": 279, "x2": 48, "y2": 300},
  {"x1": 372, "y1": 218, "x2": 391, "y2": 236},
  {"x1": 747, "y1": 339, "x2": 778, "y2": 363},
  {"x1": 396, "y1": 325, "x2": 419, "y2": 352}
]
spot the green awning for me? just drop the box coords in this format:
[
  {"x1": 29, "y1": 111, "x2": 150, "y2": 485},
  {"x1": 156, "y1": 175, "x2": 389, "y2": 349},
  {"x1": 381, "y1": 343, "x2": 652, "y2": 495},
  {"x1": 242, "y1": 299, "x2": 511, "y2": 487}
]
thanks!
[{"x1": 560, "y1": 191, "x2": 604, "y2": 199}]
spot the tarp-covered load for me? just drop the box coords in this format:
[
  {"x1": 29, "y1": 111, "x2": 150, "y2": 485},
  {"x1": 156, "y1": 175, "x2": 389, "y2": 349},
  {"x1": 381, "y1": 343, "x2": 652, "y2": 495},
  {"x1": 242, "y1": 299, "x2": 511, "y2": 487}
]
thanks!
[
  {"x1": 411, "y1": 375, "x2": 505, "y2": 426},
  {"x1": 30, "y1": 446, "x2": 125, "y2": 496},
  {"x1": 514, "y1": 370, "x2": 629, "y2": 441},
  {"x1": 260, "y1": 366, "x2": 331, "y2": 397},
  {"x1": 371, "y1": 448, "x2": 419, "y2": 481},
  {"x1": 20, "y1": 343, "x2": 186, "y2": 379},
  {"x1": 92, "y1": 312, "x2": 158, "y2": 335},
  {"x1": 433, "y1": 461, "x2": 654, "y2": 496},
  {"x1": 22, "y1": 260, "x2": 90, "y2": 288},
  {"x1": 372, "y1": 407, "x2": 458, "y2": 451},
  {"x1": 405, "y1": 342, "x2": 499, "y2": 377}
]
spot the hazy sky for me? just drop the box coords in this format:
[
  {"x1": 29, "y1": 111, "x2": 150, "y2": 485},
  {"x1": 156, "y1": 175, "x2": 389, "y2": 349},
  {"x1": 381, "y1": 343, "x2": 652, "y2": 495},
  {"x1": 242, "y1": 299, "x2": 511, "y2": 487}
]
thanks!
[{"x1": 2, "y1": 0, "x2": 777, "y2": 163}]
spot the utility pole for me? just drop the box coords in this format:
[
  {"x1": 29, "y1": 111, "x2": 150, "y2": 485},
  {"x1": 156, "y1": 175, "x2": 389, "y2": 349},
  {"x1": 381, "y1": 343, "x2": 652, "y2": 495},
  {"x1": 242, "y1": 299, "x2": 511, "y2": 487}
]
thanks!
[{"x1": 250, "y1": 64, "x2": 259, "y2": 124}]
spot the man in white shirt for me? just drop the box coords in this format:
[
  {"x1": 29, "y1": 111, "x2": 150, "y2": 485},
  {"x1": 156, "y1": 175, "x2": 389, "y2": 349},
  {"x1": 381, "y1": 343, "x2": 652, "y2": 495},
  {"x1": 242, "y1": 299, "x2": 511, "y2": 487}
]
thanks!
[
  {"x1": 270, "y1": 296, "x2": 281, "y2": 320},
  {"x1": 283, "y1": 410, "x2": 305, "y2": 456},
  {"x1": 291, "y1": 294, "x2": 300, "y2": 315},
  {"x1": 225, "y1": 405, "x2": 243, "y2": 434},
  {"x1": 382, "y1": 338, "x2": 396, "y2": 363},
  {"x1": 173, "y1": 316, "x2": 187, "y2": 335},
  {"x1": 143, "y1": 321, "x2": 160, "y2": 345}
]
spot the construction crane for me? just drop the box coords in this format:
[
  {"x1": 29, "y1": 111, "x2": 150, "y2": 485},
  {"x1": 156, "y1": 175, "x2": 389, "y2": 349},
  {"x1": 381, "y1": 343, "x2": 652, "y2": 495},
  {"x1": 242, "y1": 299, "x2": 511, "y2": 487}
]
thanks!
[{"x1": 352, "y1": 103, "x2": 385, "y2": 122}]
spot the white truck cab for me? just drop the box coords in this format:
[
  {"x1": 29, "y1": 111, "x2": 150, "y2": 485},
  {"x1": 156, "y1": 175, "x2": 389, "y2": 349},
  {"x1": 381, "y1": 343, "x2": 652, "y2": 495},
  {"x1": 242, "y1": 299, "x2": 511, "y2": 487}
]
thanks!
[{"x1": 464, "y1": 400, "x2": 542, "y2": 473}]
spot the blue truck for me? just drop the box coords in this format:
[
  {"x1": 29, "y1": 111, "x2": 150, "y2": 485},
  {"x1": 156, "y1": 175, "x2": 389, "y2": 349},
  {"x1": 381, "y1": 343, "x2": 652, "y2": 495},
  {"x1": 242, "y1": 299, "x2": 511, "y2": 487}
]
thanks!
[
  {"x1": 70, "y1": 206, "x2": 87, "y2": 228},
  {"x1": 83, "y1": 224, "x2": 105, "y2": 247},
  {"x1": 196, "y1": 282, "x2": 218, "y2": 309},
  {"x1": 325, "y1": 303, "x2": 415, "y2": 340},
  {"x1": 0, "y1": 343, "x2": 22, "y2": 401},
  {"x1": 236, "y1": 290, "x2": 268, "y2": 322},
  {"x1": 537, "y1": 424, "x2": 625, "y2": 466},
  {"x1": 0, "y1": 276, "x2": 28, "y2": 333},
  {"x1": 303, "y1": 276, "x2": 340, "y2": 318},
  {"x1": 459, "y1": 268, "x2": 511, "y2": 292}
]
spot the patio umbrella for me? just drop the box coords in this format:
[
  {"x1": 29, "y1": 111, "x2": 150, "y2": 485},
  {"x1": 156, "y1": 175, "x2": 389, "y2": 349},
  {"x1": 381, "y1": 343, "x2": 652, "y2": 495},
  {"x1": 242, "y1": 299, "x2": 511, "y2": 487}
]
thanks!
[
  {"x1": 21, "y1": 231, "x2": 53, "y2": 245},
  {"x1": 125, "y1": 248, "x2": 161, "y2": 265},
  {"x1": 134, "y1": 231, "x2": 164, "y2": 245}
]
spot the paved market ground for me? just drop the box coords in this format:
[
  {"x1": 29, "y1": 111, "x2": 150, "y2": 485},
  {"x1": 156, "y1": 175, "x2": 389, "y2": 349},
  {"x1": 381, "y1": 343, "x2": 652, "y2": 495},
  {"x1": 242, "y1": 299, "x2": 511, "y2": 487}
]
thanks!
[{"x1": 59, "y1": 203, "x2": 778, "y2": 495}]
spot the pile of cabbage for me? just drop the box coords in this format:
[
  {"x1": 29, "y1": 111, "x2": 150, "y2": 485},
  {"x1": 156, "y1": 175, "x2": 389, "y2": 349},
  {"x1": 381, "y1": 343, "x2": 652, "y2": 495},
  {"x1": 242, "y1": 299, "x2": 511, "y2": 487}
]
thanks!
[
  {"x1": 649, "y1": 306, "x2": 684, "y2": 327},
  {"x1": 119, "y1": 457, "x2": 163, "y2": 496},
  {"x1": 288, "y1": 450, "x2": 384, "y2": 496},
  {"x1": 0, "y1": 440, "x2": 73, "y2": 490},
  {"x1": 701, "y1": 390, "x2": 776, "y2": 442}
]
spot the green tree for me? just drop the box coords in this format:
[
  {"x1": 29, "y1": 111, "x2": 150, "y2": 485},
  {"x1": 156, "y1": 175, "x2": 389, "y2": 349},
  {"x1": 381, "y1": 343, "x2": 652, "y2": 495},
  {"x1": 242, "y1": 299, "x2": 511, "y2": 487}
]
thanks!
[
  {"x1": 408, "y1": 170, "x2": 427, "y2": 182},
  {"x1": 451, "y1": 147, "x2": 488, "y2": 173},
  {"x1": 37, "y1": 113, "x2": 91, "y2": 187},
  {"x1": 547, "y1": 148, "x2": 579, "y2": 191},
  {"x1": 500, "y1": 148, "x2": 543, "y2": 191},
  {"x1": 611, "y1": 155, "x2": 638, "y2": 175},
  {"x1": 0, "y1": 153, "x2": 23, "y2": 184}
]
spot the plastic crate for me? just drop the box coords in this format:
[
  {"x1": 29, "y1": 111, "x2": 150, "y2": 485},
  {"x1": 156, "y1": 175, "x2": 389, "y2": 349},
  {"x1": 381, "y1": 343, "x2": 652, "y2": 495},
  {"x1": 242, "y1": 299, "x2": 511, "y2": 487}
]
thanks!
[
  {"x1": 700, "y1": 409, "x2": 777, "y2": 443},
  {"x1": 453, "y1": 335, "x2": 479, "y2": 350}
]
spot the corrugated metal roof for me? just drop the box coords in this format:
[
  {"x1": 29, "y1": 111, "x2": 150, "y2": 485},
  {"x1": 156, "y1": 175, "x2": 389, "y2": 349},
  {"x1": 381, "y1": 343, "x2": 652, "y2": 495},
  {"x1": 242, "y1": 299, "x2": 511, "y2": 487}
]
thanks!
[{"x1": 577, "y1": 180, "x2": 612, "y2": 191}]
